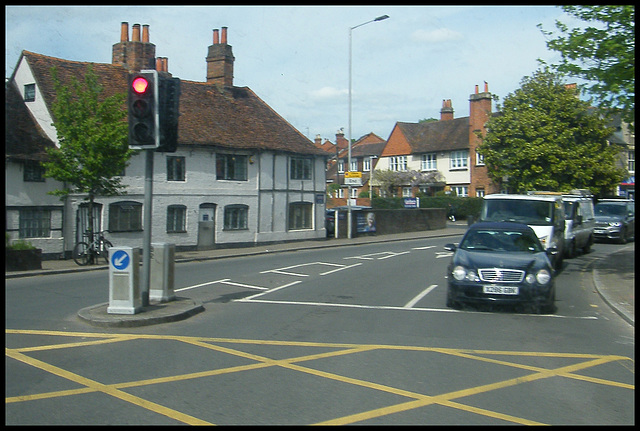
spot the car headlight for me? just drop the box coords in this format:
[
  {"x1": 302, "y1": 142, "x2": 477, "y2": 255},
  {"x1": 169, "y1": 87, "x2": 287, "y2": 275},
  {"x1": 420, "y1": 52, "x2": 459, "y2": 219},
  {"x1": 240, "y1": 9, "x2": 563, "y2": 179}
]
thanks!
[
  {"x1": 452, "y1": 266, "x2": 467, "y2": 281},
  {"x1": 536, "y1": 269, "x2": 552, "y2": 285},
  {"x1": 538, "y1": 236, "x2": 548, "y2": 247},
  {"x1": 452, "y1": 266, "x2": 479, "y2": 282},
  {"x1": 608, "y1": 221, "x2": 622, "y2": 227}
]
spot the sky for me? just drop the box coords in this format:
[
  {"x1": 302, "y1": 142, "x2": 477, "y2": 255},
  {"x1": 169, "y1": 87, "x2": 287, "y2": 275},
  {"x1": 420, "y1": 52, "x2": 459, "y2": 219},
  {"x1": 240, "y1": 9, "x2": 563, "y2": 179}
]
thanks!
[{"x1": 6, "y1": 5, "x2": 578, "y2": 143}]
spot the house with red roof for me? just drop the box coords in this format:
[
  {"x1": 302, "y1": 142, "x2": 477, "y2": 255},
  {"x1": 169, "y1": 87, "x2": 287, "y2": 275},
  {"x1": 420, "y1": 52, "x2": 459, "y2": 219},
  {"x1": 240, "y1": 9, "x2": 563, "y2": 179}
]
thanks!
[{"x1": 6, "y1": 23, "x2": 328, "y2": 258}]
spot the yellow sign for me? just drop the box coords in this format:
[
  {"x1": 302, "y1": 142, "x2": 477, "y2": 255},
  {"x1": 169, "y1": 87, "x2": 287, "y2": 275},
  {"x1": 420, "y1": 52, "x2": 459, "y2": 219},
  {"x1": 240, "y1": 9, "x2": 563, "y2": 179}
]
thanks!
[{"x1": 345, "y1": 171, "x2": 362, "y2": 178}]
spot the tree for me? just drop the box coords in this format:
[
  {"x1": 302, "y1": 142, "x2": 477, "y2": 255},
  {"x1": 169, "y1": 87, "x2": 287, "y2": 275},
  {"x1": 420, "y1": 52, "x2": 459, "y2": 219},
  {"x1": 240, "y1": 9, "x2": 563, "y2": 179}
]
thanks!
[
  {"x1": 478, "y1": 68, "x2": 625, "y2": 197},
  {"x1": 43, "y1": 65, "x2": 135, "y2": 239},
  {"x1": 538, "y1": 5, "x2": 634, "y2": 126},
  {"x1": 372, "y1": 169, "x2": 444, "y2": 197}
]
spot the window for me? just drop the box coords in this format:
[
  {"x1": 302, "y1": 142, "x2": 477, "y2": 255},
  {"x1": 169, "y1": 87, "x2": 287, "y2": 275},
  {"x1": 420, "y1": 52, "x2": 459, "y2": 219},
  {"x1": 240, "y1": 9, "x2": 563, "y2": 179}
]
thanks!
[
  {"x1": 337, "y1": 160, "x2": 345, "y2": 173},
  {"x1": 19, "y1": 208, "x2": 50, "y2": 238},
  {"x1": 402, "y1": 187, "x2": 412, "y2": 197},
  {"x1": 450, "y1": 150, "x2": 468, "y2": 169},
  {"x1": 23, "y1": 160, "x2": 45, "y2": 182},
  {"x1": 421, "y1": 153, "x2": 437, "y2": 171},
  {"x1": 167, "y1": 156, "x2": 185, "y2": 181},
  {"x1": 451, "y1": 186, "x2": 468, "y2": 197},
  {"x1": 288, "y1": 202, "x2": 312, "y2": 230},
  {"x1": 389, "y1": 156, "x2": 407, "y2": 171},
  {"x1": 476, "y1": 151, "x2": 485, "y2": 166},
  {"x1": 167, "y1": 205, "x2": 186, "y2": 232},
  {"x1": 476, "y1": 188, "x2": 485, "y2": 198},
  {"x1": 224, "y1": 205, "x2": 248, "y2": 230},
  {"x1": 24, "y1": 83, "x2": 35, "y2": 102},
  {"x1": 350, "y1": 187, "x2": 358, "y2": 198},
  {"x1": 628, "y1": 150, "x2": 635, "y2": 173},
  {"x1": 350, "y1": 159, "x2": 358, "y2": 172},
  {"x1": 109, "y1": 201, "x2": 142, "y2": 232},
  {"x1": 291, "y1": 157, "x2": 312, "y2": 180},
  {"x1": 217, "y1": 154, "x2": 247, "y2": 181}
]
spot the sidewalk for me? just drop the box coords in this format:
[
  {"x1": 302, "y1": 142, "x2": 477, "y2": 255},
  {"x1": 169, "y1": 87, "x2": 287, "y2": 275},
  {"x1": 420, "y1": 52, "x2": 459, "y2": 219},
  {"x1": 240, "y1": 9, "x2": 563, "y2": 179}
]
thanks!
[{"x1": 6, "y1": 224, "x2": 634, "y2": 327}]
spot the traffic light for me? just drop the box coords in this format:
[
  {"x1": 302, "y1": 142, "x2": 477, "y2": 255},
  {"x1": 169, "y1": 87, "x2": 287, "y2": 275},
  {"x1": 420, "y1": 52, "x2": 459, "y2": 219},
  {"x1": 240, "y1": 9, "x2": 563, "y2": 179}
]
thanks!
[
  {"x1": 128, "y1": 71, "x2": 158, "y2": 149},
  {"x1": 157, "y1": 77, "x2": 180, "y2": 152}
]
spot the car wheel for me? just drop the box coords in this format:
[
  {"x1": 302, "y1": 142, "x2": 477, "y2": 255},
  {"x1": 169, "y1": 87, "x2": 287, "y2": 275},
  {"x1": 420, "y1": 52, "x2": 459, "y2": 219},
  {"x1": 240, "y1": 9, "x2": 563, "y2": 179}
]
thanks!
[
  {"x1": 538, "y1": 289, "x2": 556, "y2": 314},
  {"x1": 446, "y1": 290, "x2": 460, "y2": 309},
  {"x1": 619, "y1": 228, "x2": 628, "y2": 244}
]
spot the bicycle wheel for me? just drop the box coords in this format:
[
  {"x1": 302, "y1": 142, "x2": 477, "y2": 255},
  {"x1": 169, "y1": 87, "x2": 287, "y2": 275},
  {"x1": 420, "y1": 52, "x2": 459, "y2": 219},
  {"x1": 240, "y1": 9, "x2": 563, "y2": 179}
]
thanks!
[
  {"x1": 73, "y1": 242, "x2": 91, "y2": 266},
  {"x1": 96, "y1": 239, "x2": 113, "y2": 265}
]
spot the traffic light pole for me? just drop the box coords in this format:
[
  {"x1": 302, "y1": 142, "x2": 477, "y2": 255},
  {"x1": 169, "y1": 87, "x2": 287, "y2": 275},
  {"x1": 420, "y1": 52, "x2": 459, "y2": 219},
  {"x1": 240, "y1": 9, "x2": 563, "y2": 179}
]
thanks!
[{"x1": 141, "y1": 149, "x2": 153, "y2": 307}]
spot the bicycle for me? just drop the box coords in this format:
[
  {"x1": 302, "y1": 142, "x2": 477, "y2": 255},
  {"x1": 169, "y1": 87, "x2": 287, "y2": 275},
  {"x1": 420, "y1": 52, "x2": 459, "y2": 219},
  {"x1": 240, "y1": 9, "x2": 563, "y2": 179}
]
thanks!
[{"x1": 72, "y1": 230, "x2": 113, "y2": 266}]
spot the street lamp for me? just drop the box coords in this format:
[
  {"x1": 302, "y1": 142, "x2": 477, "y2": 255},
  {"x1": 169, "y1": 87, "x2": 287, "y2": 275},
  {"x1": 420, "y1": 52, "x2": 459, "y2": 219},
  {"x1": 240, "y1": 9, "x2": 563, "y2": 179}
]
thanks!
[{"x1": 348, "y1": 14, "x2": 389, "y2": 239}]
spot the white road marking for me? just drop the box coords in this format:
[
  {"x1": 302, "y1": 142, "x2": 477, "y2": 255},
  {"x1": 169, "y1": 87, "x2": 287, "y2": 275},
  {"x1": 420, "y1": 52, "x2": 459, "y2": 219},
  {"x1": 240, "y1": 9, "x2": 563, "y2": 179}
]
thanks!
[
  {"x1": 175, "y1": 278, "x2": 231, "y2": 292},
  {"x1": 404, "y1": 284, "x2": 438, "y2": 308}
]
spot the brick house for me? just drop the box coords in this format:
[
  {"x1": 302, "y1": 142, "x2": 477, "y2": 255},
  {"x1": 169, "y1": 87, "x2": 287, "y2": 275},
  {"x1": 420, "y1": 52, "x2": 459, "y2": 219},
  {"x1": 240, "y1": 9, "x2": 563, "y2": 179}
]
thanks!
[
  {"x1": 6, "y1": 23, "x2": 328, "y2": 258},
  {"x1": 378, "y1": 83, "x2": 500, "y2": 198},
  {"x1": 318, "y1": 131, "x2": 386, "y2": 208}
]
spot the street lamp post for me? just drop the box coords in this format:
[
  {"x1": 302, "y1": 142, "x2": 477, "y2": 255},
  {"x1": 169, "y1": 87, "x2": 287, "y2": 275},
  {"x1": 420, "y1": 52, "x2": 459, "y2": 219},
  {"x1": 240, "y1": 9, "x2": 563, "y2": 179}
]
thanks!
[{"x1": 348, "y1": 14, "x2": 389, "y2": 239}]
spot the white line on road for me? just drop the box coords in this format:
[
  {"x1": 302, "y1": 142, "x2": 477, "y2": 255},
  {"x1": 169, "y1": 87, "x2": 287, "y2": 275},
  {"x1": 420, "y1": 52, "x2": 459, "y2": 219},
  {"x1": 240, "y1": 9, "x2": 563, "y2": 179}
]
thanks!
[
  {"x1": 175, "y1": 279, "x2": 231, "y2": 292},
  {"x1": 404, "y1": 284, "x2": 438, "y2": 308}
]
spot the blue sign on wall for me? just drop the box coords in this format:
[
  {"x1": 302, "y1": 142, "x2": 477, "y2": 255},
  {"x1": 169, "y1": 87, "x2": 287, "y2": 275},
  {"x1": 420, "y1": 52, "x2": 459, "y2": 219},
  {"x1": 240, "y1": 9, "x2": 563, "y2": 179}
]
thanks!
[{"x1": 111, "y1": 250, "x2": 130, "y2": 271}]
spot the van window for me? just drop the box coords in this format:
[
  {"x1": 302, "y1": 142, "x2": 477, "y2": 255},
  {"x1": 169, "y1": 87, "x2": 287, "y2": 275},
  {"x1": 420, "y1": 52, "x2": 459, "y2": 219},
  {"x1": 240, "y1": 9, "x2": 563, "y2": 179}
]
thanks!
[{"x1": 481, "y1": 199, "x2": 555, "y2": 226}]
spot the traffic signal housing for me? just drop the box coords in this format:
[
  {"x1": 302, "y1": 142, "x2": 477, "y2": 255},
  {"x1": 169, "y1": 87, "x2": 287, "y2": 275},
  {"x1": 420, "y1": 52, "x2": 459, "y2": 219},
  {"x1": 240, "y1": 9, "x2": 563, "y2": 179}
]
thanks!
[
  {"x1": 157, "y1": 77, "x2": 180, "y2": 152},
  {"x1": 128, "y1": 70, "x2": 159, "y2": 149}
]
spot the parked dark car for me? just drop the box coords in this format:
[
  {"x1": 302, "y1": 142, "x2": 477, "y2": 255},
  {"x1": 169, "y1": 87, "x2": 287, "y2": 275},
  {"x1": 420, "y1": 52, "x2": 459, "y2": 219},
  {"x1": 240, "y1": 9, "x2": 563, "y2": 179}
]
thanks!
[
  {"x1": 444, "y1": 222, "x2": 556, "y2": 313},
  {"x1": 593, "y1": 199, "x2": 635, "y2": 244}
]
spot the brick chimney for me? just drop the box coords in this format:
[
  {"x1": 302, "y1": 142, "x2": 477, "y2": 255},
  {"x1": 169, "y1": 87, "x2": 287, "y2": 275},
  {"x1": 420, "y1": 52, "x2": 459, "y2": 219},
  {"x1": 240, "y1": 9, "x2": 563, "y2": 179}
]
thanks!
[
  {"x1": 206, "y1": 27, "x2": 235, "y2": 86},
  {"x1": 468, "y1": 82, "x2": 497, "y2": 195},
  {"x1": 112, "y1": 22, "x2": 156, "y2": 72},
  {"x1": 335, "y1": 128, "x2": 349, "y2": 151},
  {"x1": 440, "y1": 99, "x2": 454, "y2": 121}
]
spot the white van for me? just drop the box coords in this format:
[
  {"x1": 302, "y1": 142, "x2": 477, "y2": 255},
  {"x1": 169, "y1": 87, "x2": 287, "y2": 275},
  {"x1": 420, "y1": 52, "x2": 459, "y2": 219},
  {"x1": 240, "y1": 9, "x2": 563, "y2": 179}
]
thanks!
[
  {"x1": 480, "y1": 194, "x2": 565, "y2": 269},
  {"x1": 561, "y1": 192, "x2": 595, "y2": 257}
]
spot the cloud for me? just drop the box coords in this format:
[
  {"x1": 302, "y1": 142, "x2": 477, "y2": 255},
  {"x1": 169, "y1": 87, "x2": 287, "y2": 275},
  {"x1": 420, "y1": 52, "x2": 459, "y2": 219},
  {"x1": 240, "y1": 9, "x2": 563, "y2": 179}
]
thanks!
[
  {"x1": 411, "y1": 28, "x2": 463, "y2": 43},
  {"x1": 309, "y1": 86, "x2": 349, "y2": 100}
]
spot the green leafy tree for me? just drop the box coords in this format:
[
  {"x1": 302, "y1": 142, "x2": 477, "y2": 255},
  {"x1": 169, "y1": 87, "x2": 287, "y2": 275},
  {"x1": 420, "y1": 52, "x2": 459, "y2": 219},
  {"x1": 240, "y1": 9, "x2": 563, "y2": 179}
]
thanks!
[
  {"x1": 372, "y1": 169, "x2": 443, "y2": 197},
  {"x1": 538, "y1": 5, "x2": 634, "y2": 126},
  {"x1": 43, "y1": 65, "x2": 135, "y2": 237},
  {"x1": 478, "y1": 68, "x2": 625, "y2": 197}
]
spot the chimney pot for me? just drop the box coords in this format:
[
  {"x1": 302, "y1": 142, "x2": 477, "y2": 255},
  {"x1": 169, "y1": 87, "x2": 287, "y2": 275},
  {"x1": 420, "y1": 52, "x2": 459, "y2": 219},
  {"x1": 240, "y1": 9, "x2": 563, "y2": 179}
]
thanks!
[
  {"x1": 142, "y1": 24, "x2": 149, "y2": 43},
  {"x1": 213, "y1": 28, "x2": 219, "y2": 44},
  {"x1": 132, "y1": 23, "x2": 141, "y2": 42},
  {"x1": 120, "y1": 22, "x2": 129, "y2": 42},
  {"x1": 221, "y1": 27, "x2": 228, "y2": 44},
  {"x1": 484, "y1": 81, "x2": 488, "y2": 92}
]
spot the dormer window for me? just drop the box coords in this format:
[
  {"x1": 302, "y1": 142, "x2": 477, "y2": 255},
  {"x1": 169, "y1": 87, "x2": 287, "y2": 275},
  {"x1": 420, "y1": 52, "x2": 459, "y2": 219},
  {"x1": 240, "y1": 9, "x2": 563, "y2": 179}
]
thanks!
[{"x1": 24, "y1": 83, "x2": 36, "y2": 102}]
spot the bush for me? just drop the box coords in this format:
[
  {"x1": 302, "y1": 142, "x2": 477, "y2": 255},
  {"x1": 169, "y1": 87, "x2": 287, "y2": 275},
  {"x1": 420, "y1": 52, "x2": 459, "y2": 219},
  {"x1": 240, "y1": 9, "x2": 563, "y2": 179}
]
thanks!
[
  {"x1": 5, "y1": 234, "x2": 36, "y2": 250},
  {"x1": 372, "y1": 196, "x2": 482, "y2": 219}
]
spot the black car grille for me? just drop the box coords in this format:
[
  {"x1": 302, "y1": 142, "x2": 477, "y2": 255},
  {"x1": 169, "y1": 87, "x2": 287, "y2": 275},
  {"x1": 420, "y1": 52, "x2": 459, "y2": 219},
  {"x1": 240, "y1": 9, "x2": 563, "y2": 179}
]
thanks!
[{"x1": 478, "y1": 268, "x2": 524, "y2": 283}]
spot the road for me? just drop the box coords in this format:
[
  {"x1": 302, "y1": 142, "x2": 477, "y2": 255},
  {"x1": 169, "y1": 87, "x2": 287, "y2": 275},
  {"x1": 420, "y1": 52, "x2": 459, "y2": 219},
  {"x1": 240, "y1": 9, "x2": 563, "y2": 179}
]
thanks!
[{"x1": 5, "y1": 236, "x2": 634, "y2": 425}]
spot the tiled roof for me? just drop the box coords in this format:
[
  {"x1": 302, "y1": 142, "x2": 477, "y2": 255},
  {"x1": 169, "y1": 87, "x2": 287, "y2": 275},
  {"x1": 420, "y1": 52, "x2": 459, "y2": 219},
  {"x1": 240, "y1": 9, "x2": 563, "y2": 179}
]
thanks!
[
  {"x1": 21, "y1": 51, "x2": 326, "y2": 156},
  {"x1": 5, "y1": 81, "x2": 56, "y2": 161},
  {"x1": 396, "y1": 118, "x2": 470, "y2": 153}
]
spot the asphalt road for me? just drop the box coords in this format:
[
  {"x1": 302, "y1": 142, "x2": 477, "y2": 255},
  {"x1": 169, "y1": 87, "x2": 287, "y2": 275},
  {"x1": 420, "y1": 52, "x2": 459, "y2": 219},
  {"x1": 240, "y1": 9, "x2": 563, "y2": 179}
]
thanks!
[{"x1": 5, "y1": 227, "x2": 635, "y2": 425}]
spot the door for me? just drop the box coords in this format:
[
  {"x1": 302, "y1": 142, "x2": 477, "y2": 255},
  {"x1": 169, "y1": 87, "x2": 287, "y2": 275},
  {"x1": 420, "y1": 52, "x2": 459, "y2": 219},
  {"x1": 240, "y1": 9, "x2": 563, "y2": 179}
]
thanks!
[
  {"x1": 197, "y1": 203, "x2": 216, "y2": 250},
  {"x1": 76, "y1": 203, "x2": 103, "y2": 243}
]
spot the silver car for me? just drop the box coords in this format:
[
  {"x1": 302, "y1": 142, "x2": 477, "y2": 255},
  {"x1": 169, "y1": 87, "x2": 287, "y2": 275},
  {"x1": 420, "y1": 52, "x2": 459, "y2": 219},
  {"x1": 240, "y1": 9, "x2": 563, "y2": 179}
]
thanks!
[{"x1": 594, "y1": 199, "x2": 635, "y2": 244}]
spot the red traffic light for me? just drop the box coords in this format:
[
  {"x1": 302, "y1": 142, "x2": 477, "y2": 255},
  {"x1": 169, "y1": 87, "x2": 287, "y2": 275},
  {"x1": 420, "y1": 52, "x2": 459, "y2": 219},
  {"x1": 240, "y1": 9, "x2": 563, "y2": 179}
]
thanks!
[{"x1": 131, "y1": 76, "x2": 150, "y2": 94}]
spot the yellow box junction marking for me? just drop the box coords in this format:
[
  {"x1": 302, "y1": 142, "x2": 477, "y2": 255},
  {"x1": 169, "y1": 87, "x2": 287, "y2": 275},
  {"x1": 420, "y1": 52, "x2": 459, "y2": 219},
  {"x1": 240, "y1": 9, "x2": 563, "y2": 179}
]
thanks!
[{"x1": 6, "y1": 329, "x2": 634, "y2": 425}]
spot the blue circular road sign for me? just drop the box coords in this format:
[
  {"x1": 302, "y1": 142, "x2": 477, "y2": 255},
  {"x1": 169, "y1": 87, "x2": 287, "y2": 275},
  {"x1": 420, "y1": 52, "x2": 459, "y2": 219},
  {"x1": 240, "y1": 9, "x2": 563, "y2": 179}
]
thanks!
[{"x1": 111, "y1": 250, "x2": 130, "y2": 271}]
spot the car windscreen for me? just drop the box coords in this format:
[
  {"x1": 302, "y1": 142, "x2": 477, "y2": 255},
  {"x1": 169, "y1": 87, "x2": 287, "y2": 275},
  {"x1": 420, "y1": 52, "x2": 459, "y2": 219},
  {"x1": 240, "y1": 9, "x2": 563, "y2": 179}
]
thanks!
[
  {"x1": 595, "y1": 203, "x2": 626, "y2": 217},
  {"x1": 482, "y1": 199, "x2": 554, "y2": 225},
  {"x1": 460, "y1": 229, "x2": 544, "y2": 253}
]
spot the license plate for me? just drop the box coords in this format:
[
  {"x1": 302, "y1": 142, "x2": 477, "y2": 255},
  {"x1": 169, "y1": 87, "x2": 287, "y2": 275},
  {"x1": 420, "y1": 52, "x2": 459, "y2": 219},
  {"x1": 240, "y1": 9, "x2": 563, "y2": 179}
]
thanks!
[{"x1": 483, "y1": 285, "x2": 519, "y2": 295}]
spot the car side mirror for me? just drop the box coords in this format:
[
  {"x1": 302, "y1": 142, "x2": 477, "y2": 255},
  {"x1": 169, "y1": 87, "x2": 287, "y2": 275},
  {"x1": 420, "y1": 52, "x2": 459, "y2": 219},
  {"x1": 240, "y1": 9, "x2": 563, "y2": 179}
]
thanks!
[
  {"x1": 444, "y1": 243, "x2": 457, "y2": 251},
  {"x1": 546, "y1": 246, "x2": 558, "y2": 256}
]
